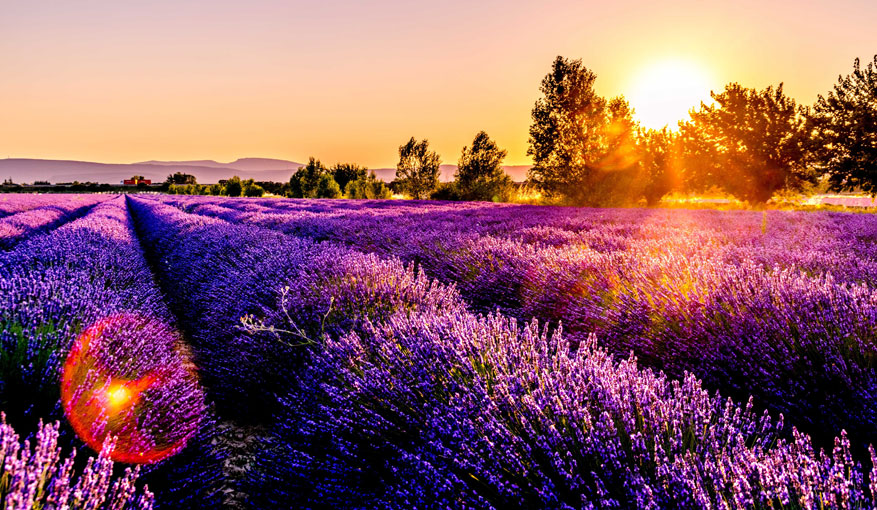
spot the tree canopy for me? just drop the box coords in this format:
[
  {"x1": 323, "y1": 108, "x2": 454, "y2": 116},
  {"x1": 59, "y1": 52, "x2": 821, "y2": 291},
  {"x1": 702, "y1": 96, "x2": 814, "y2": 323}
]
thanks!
[
  {"x1": 224, "y1": 176, "x2": 243, "y2": 197},
  {"x1": 345, "y1": 171, "x2": 392, "y2": 199},
  {"x1": 455, "y1": 131, "x2": 514, "y2": 202},
  {"x1": 809, "y1": 55, "x2": 877, "y2": 195},
  {"x1": 527, "y1": 56, "x2": 641, "y2": 206},
  {"x1": 681, "y1": 83, "x2": 812, "y2": 203},
  {"x1": 330, "y1": 163, "x2": 368, "y2": 193},
  {"x1": 165, "y1": 172, "x2": 197, "y2": 185},
  {"x1": 637, "y1": 127, "x2": 679, "y2": 206},
  {"x1": 396, "y1": 137, "x2": 441, "y2": 200},
  {"x1": 289, "y1": 158, "x2": 343, "y2": 198}
]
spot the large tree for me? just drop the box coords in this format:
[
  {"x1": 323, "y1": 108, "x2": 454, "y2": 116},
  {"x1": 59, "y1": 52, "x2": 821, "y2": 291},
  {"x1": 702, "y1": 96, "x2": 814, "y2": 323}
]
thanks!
[
  {"x1": 809, "y1": 55, "x2": 877, "y2": 195},
  {"x1": 395, "y1": 137, "x2": 441, "y2": 199},
  {"x1": 224, "y1": 176, "x2": 243, "y2": 197},
  {"x1": 165, "y1": 172, "x2": 197, "y2": 185},
  {"x1": 455, "y1": 131, "x2": 513, "y2": 201},
  {"x1": 242, "y1": 178, "x2": 265, "y2": 197},
  {"x1": 345, "y1": 171, "x2": 392, "y2": 199},
  {"x1": 681, "y1": 83, "x2": 811, "y2": 203},
  {"x1": 330, "y1": 163, "x2": 368, "y2": 192},
  {"x1": 637, "y1": 127, "x2": 678, "y2": 206},
  {"x1": 289, "y1": 157, "x2": 342, "y2": 198},
  {"x1": 526, "y1": 56, "x2": 641, "y2": 206}
]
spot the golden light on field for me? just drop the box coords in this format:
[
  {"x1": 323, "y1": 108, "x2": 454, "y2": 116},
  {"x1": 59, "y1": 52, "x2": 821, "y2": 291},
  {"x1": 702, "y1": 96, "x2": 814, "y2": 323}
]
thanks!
[{"x1": 626, "y1": 59, "x2": 715, "y2": 130}]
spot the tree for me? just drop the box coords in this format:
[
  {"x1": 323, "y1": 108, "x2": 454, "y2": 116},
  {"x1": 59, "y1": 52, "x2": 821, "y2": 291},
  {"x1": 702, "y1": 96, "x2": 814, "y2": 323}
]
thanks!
[
  {"x1": 809, "y1": 55, "x2": 877, "y2": 195},
  {"x1": 224, "y1": 176, "x2": 243, "y2": 197},
  {"x1": 165, "y1": 172, "x2": 197, "y2": 185},
  {"x1": 396, "y1": 137, "x2": 441, "y2": 199},
  {"x1": 682, "y1": 83, "x2": 812, "y2": 203},
  {"x1": 315, "y1": 174, "x2": 342, "y2": 198},
  {"x1": 330, "y1": 163, "x2": 368, "y2": 193},
  {"x1": 637, "y1": 127, "x2": 678, "y2": 206},
  {"x1": 243, "y1": 182, "x2": 265, "y2": 197},
  {"x1": 526, "y1": 56, "x2": 641, "y2": 206},
  {"x1": 455, "y1": 131, "x2": 514, "y2": 201},
  {"x1": 345, "y1": 172, "x2": 392, "y2": 199},
  {"x1": 289, "y1": 157, "x2": 328, "y2": 198},
  {"x1": 238, "y1": 178, "x2": 265, "y2": 197},
  {"x1": 208, "y1": 183, "x2": 223, "y2": 196}
]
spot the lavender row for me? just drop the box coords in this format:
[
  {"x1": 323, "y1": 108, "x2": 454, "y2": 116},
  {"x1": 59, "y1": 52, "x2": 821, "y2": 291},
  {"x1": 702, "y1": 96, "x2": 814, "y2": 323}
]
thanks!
[
  {"x1": 0, "y1": 194, "x2": 112, "y2": 249},
  {"x1": 125, "y1": 196, "x2": 463, "y2": 424},
  {"x1": 129, "y1": 196, "x2": 875, "y2": 507},
  {"x1": 0, "y1": 193, "x2": 109, "y2": 218},
  {"x1": 161, "y1": 195, "x2": 877, "y2": 286},
  {"x1": 126, "y1": 196, "x2": 470, "y2": 504},
  {"x1": 1, "y1": 414, "x2": 153, "y2": 510},
  {"x1": 161, "y1": 196, "x2": 877, "y2": 452},
  {"x1": 0, "y1": 197, "x2": 222, "y2": 508},
  {"x1": 273, "y1": 310, "x2": 877, "y2": 508}
]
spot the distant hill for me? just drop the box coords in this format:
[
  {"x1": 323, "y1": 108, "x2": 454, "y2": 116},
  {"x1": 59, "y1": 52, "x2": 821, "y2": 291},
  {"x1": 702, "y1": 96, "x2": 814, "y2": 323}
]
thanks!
[
  {"x1": 137, "y1": 158, "x2": 303, "y2": 173},
  {"x1": 0, "y1": 158, "x2": 531, "y2": 185},
  {"x1": 0, "y1": 158, "x2": 305, "y2": 184}
]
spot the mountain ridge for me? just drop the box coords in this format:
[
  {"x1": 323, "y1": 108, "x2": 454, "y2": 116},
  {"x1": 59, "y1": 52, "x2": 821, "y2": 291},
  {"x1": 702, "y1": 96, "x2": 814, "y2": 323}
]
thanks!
[{"x1": 0, "y1": 158, "x2": 531, "y2": 184}]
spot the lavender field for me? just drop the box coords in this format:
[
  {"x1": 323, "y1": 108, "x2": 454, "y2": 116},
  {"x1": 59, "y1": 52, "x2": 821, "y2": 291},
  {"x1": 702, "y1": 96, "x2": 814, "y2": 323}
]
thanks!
[{"x1": 3, "y1": 193, "x2": 877, "y2": 509}]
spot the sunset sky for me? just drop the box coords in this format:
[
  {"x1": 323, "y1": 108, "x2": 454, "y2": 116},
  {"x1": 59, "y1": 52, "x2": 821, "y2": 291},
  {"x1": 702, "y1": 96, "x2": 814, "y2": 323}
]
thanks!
[{"x1": 1, "y1": 0, "x2": 874, "y2": 168}]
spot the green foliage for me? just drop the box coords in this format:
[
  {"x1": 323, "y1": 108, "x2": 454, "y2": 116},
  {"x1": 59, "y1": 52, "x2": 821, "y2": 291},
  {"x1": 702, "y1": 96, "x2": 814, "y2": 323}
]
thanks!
[
  {"x1": 429, "y1": 182, "x2": 462, "y2": 201},
  {"x1": 455, "y1": 131, "x2": 514, "y2": 202},
  {"x1": 243, "y1": 182, "x2": 265, "y2": 197},
  {"x1": 638, "y1": 127, "x2": 678, "y2": 206},
  {"x1": 288, "y1": 158, "x2": 343, "y2": 198},
  {"x1": 330, "y1": 163, "x2": 368, "y2": 192},
  {"x1": 289, "y1": 158, "x2": 323, "y2": 198},
  {"x1": 224, "y1": 176, "x2": 243, "y2": 197},
  {"x1": 396, "y1": 137, "x2": 441, "y2": 199},
  {"x1": 208, "y1": 183, "x2": 223, "y2": 195},
  {"x1": 526, "y1": 56, "x2": 642, "y2": 206},
  {"x1": 165, "y1": 172, "x2": 197, "y2": 185},
  {"x1": 315, "y1": 174, "x2": 342, "y2": 198},
  {"x1": 809, "y1": 55, "x2": 877, "y2": 195},
  {"x1": 681, "y1": 83, "x2": 812, "y2": 204},
  {"x1": 168, "y1": 183, "x2": 209, "y2": 195},
  {"x1": 345, "y1": 172, "x2": 392, "y2": 199}
]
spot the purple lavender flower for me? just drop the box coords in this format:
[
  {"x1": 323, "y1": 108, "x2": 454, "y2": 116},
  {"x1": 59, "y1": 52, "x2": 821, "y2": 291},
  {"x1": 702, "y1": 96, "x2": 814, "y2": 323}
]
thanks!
[{"x1": 0, "y1": 413, "x2": 154, "y2": 509}]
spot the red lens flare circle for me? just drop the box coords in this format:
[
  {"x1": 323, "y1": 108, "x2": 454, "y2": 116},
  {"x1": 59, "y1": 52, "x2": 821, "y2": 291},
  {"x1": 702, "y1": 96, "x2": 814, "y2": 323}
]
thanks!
[{"x1": 61, "y1": 314, "x2": 205, "y2": 464}]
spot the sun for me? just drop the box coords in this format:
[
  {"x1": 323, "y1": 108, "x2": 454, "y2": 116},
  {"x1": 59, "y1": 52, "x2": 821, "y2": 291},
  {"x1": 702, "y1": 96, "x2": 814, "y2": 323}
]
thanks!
[{"x1": 626, "y1": 59, "x2": 715, "y2": 130}]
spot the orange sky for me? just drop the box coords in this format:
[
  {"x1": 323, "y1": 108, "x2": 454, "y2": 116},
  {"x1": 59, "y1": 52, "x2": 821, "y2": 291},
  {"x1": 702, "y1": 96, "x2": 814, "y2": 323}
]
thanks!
[{"x1": 0, "y1": 0, "x2": 873, "y2": 167}]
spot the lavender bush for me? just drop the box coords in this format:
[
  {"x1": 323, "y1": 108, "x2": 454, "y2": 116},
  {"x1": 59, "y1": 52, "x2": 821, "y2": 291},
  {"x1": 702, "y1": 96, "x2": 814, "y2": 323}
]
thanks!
[
  {"x1": 0, "y1": 197, "x2": 223, "y2": 508},
  {"x1": 0, "y1": 413, "x2": 154, "y2": 509},
  {"x1": 5, "y1": 193, "x2": 877, "y2": 508},
  {"x1": 0, "y1": 194, "x2": 109, "y2": 249},
  {"x1": 264, "y1": 309, "x2": 877, "y2": 508},
  {"x1": 162, "y1": 196, "x2": 877, "y2": 451}
]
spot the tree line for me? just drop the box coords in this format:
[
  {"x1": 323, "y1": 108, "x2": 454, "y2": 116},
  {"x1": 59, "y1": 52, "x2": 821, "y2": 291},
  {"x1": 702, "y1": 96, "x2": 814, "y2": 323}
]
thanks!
[
  {"x1": 527, "y1": 54, "x2": 877, "y2": 206},
  {"x1": 162, "y1": 134, "x2": 514, "y2": 202},
  {"x1": 281, "y1": 134, "x2": 513, "y2": 201},
  {"x1": 165, "y1": 53, "x2": 875, "y2": 205}
]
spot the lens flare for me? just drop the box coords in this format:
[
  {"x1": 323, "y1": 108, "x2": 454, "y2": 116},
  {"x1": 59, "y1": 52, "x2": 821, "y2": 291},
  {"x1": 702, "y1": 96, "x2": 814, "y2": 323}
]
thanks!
[{"x1": 61, "y1": 314, "x2": 206, "y2": 464}]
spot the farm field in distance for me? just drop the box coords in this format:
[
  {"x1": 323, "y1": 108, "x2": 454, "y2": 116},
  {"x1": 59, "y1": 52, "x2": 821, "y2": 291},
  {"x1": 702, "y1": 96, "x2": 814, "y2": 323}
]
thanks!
[{"x1": 3, "y1": 192, "x2": 877, "y2": 508}]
